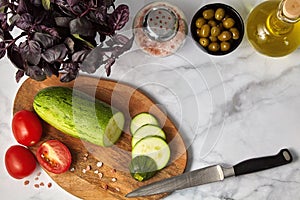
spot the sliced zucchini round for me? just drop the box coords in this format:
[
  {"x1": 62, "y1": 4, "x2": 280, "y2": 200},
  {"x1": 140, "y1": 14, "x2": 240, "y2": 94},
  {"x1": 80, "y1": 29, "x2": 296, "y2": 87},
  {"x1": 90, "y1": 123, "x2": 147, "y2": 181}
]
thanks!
[
  {"x1": 129, "y1": 155, "x2": 158, "y2": 182},
  {"x1": 132, "y1": 124, "x2": 166, "y2": 147},
  {"x1": 130, "y1": 113, "x2": 159, "y2": 135},
  {"x1": 132, "y1": 136, "x2": 170, "y2": 170}
]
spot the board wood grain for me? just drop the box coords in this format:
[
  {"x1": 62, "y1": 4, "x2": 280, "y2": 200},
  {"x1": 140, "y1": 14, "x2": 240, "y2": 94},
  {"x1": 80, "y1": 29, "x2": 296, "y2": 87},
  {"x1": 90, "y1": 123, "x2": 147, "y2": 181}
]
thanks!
[{"x1": 13, "y1": 75, "x2": 187, "y2": 200}]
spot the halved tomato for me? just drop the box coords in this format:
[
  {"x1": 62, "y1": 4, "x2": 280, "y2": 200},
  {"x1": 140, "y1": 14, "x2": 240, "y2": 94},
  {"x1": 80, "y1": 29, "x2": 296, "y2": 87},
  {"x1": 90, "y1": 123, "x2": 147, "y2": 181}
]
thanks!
[{"x1": 36, "y1": 140, "x2": 72, "y2": 174}]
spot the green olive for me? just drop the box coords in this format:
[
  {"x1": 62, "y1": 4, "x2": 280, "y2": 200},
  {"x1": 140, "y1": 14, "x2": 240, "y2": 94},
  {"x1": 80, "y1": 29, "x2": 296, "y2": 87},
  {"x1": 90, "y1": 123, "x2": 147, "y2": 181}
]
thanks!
[
  {"x1": 202, "y1": 9, "x2": 215, "y2": 20},
  {"x1": 199, "y1": 38, "x2": 210, "y2": 47},
  {"x1": 220, "y1": 41, "x2": 231, "y2": 51},
  {"x1": 230, "y1": 27, "x2": 240, "y2": 40},
  {"x1": 195, "y1": 17, "x2": 206, "y2": 28},
  {"x1": 209, "y1": 36, "x2": 218, "y2": 42},
  {"x1": 199, "y1": 24, "x2": 211, "y2": 37},
  {"x1": 207, "y1": 20, "x2": 217, "y2": 27},
  {"x1": 218, "y1": 31, "x2": 232, "y2": 41},
  {"x1": 215, "y1": 8, "x2": 225, "y2": 21},
  {"x1": 223, "y1": 17, "x2": 235, "y2": 29},
  {"x1": 208, "y1": 42, "x2": 220, "y2": 52},
  {"x1": 211, "y1": 26, "x2": 221, "y2": 37}
]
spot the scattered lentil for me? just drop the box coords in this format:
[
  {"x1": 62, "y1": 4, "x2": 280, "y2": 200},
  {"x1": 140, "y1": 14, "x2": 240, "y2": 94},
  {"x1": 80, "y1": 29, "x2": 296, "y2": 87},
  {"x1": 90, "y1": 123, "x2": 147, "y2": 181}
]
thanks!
[{"x1": 24, "y1": 180, "x2": 30, "y2": 186}]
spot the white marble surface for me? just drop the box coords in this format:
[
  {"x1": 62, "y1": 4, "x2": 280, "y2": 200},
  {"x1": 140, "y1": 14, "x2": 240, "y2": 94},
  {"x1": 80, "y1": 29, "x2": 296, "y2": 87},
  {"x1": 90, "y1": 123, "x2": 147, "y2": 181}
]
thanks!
[{"x1": 1, "y1": 0, "x2": 300, "y2": 199}]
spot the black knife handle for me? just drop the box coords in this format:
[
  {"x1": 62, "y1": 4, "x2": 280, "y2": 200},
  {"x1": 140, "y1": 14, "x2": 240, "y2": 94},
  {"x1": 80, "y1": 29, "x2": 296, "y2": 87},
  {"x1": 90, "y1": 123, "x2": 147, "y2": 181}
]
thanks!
[{"x1": 233, "y1": 149, "x2": 293, "y2": 176}]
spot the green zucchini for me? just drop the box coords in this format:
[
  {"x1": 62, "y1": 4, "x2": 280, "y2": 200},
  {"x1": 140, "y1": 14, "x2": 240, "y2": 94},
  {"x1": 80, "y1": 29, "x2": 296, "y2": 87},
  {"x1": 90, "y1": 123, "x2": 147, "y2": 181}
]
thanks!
[
  {"x1": 132, "y1": 136, "x2": 170, "y2": 170},
  {"x1": 131, "y1": 124, "x2": 166, "y2": 147},
  {"x1": 129, "y1": 155, "x2": 158, "y2": 182},
  {"x1": 130, "y1": 113, "x2": 159, "y2": 135},
  {"x1": 33, "y1": 86, "x2": 125, "y2": 147}
]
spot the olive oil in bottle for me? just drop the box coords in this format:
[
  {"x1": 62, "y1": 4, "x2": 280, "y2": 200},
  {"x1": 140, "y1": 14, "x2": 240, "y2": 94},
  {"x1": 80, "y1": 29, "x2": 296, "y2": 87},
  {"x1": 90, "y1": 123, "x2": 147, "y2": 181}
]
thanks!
[{"x1": 247, "y1": 0, "x2": 300, "y2": 57}]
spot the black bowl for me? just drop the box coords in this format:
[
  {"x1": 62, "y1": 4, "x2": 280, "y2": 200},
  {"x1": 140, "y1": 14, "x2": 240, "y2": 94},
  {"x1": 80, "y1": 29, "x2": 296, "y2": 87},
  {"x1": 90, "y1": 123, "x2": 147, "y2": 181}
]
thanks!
[{"x1": 190, "y1": 3, "x2": 244, "y2": 56}]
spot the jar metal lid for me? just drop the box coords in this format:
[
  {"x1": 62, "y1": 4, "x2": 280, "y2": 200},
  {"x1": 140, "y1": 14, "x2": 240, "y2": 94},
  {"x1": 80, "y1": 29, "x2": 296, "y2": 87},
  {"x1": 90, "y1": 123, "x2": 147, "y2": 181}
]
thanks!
[{"x1": 143, "y1": 6, "x2": 179, "y2": 42}]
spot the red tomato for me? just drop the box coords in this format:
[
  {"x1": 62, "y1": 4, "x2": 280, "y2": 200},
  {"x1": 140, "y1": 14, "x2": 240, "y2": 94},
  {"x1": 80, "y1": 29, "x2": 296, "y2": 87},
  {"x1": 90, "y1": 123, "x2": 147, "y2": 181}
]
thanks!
[
  {"x1": 12, "y1": 110, "x2": 43, "y2": 146},
  {"x1": 5, "y1": 145, "x2": 36, "y2": 179},
  {"x1": 36, "y1": 140, "x2": 72, "y2": 174}
]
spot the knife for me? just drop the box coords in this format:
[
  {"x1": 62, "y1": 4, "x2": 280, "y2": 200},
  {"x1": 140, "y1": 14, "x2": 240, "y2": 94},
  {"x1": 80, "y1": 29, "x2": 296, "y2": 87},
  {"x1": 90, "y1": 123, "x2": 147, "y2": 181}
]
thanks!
[{"x1": 126, "y1": 148, "x2": 293, "y2": 198}]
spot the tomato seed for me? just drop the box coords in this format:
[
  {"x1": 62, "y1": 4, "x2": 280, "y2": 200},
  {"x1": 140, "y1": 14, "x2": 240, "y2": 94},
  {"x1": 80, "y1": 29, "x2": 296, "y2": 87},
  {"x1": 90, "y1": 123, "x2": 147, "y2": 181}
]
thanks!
[
  {"x1": 34, "y1": 184, "x2": 40, "y2": 188},
  {"x1": 35, "y1": 177, "x2": 39, "y2": 181},
  {"x1": 40, "y1": 182, "x2": 44, "y2": 186},
  {"x1": 48, "y1": 183, "x2": 52, "y2": 188},
  {"x1": 37, "y1": 172, "x2": 42, "y2": 176}
]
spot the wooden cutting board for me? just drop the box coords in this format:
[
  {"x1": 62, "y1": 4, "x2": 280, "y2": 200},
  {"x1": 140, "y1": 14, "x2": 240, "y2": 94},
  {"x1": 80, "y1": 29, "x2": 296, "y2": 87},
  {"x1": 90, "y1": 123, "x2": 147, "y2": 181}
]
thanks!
[{"x1": 13, "y1": 75, "x2": 187, "y2": 200}]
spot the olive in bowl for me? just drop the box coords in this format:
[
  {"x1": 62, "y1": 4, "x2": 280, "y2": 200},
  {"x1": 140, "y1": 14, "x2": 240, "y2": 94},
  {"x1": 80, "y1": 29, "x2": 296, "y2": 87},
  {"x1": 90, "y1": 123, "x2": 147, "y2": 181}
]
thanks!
[{"x1": 191, "y1": 3, "x2": 244, "y2": 56}]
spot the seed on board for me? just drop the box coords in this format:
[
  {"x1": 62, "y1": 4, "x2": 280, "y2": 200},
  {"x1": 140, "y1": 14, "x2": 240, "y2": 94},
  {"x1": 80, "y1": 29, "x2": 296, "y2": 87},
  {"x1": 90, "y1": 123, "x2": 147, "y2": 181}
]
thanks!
[
  {"x1": 115, "y1": 187, "x2": 120, "y2": 192},
  {"x1": 24, "y1": 180, "x2": 30, "y2": 186},
  {"x1": 86, "y1": 165, "x2": 91, "y2": 171},
  {"x1": 70, "y1": 167, "x2": 75, "y2": 172},
  {"x1": 98, "y1": 172, "x2": 103, "y2": 179},
  {"x1": 96, "y1": 161, "x2": 103, "y2": 167},
  {"x1": 82, "y1": 169, "x2": 87, "y2": 174},
  {"x1": 94, "y1": 170, "x2": 99, "y2": 174},
  {"x1": 103, "y1": 184, "x2": 108, "y2": 190},
  {"x1": 112, "y1": 178, "x2": 117, "y2": 182}
]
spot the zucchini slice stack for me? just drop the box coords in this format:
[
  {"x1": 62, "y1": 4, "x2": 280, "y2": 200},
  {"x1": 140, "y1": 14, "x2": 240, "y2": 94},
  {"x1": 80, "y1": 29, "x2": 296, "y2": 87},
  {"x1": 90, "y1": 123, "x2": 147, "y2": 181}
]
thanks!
[{"x1": 129, "y1": 113, "x2": 170, "y2": 181}]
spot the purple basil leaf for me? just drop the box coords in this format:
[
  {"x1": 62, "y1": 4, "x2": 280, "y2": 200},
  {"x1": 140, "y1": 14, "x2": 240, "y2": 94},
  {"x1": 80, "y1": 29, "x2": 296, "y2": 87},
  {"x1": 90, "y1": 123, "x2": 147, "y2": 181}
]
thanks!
[
  {"x1": 66, "y1": 0, "x2": 80, "y2": 7},
  {"x1": 31, "y1": 0, "x2": 42, "y2": 7},
  {"x1": 64, "y1": 37, "x2": 75, "y2": 53},
  {"x1": 104, "y1": 57, "x2": 115, "y2": 76},
  {"x1": 7, "y1": 44, "x2": 24, "y2": 70},
  {"x1": 19, "y1": 40, "x2": 42, "y2": 65},
  {"x1": 81, "y1": 46, "x2": 105, "y2": 73},
  {"x1": 72, "y1": 50, "x2": 90, "y2": 62},
  {"x1": 70, "y1": 17, "x2": 95, "y2": 37},
  {"x1": 112, "y1": 35, "x2": 134, "y2": 58},
  {"x1": 24, "y1": 64, "x2": 46, "y2": 81},
  {"x1": 60, "y1": 62, "x2": 79, "y2": 82},
  {"x1": 89, "y1": 5, "x2": 107, "y2": 23},
  {"x1": 0, "y1": 41, "x2": 6, "y2": 59},
  {"x1": 41, "y1": 43, "x2": 68, "y2": 63},
  {"x1": 0, "y1": 0, "x2": 8, "y2": 7},
  {"x1": 40, "y1": 60, "x2": 59, "y2": 77},
  {"x1": 55, "y1": 16, "x2": 72, "y2": 27},
  {"x1": 33, "y1": 32, "x2": 57, "y2": 49},
  {"x1": 37, "y1": 25, "x2": 60, "y2": 38},
  {"x1": 16, "y1": 70, "x2": 25, "y2": 83},
  {"x1": 15, "y1": 13, "x2": 34, "y2": 31},
  {"x1": 106, "y1": 34, "x2": 129, "y2": 47},
  {"x1": 108, "y1": 4, "x2": 129, "y2": 31},
  {"x1": 16, "y1": 0, "x2": 30, "y2": 14}
]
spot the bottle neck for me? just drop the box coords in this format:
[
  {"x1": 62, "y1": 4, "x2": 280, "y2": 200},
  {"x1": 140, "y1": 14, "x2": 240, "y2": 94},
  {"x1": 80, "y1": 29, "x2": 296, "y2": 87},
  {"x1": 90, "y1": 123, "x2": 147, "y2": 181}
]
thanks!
[
  {"x1": 277, "y1": 0, "x2": 300, "y2": 23},
  {"x1": 266, "y1": 0, "x2": 299, "y2": 36}
]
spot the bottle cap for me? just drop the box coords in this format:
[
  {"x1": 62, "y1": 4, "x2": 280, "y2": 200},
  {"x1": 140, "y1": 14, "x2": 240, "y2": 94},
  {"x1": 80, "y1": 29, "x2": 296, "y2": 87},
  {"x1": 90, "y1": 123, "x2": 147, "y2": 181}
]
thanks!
[{"x1": 283, "y1": 0, "x2": 300, "y2": 20}]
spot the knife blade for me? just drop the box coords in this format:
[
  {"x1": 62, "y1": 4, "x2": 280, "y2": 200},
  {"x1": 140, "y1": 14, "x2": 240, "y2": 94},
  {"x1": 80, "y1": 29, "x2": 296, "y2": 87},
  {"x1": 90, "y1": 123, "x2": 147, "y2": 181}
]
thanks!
[{"x1": 126, "y1": 148, "x2": 293, "y2": 198}]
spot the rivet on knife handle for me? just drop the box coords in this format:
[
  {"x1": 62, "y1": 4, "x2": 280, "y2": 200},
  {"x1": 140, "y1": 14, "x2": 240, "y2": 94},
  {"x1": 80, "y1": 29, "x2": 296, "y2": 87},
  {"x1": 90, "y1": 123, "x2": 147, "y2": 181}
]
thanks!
[{"x1": 233, "y1": 148, "x2": 293, "y2": 176}]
